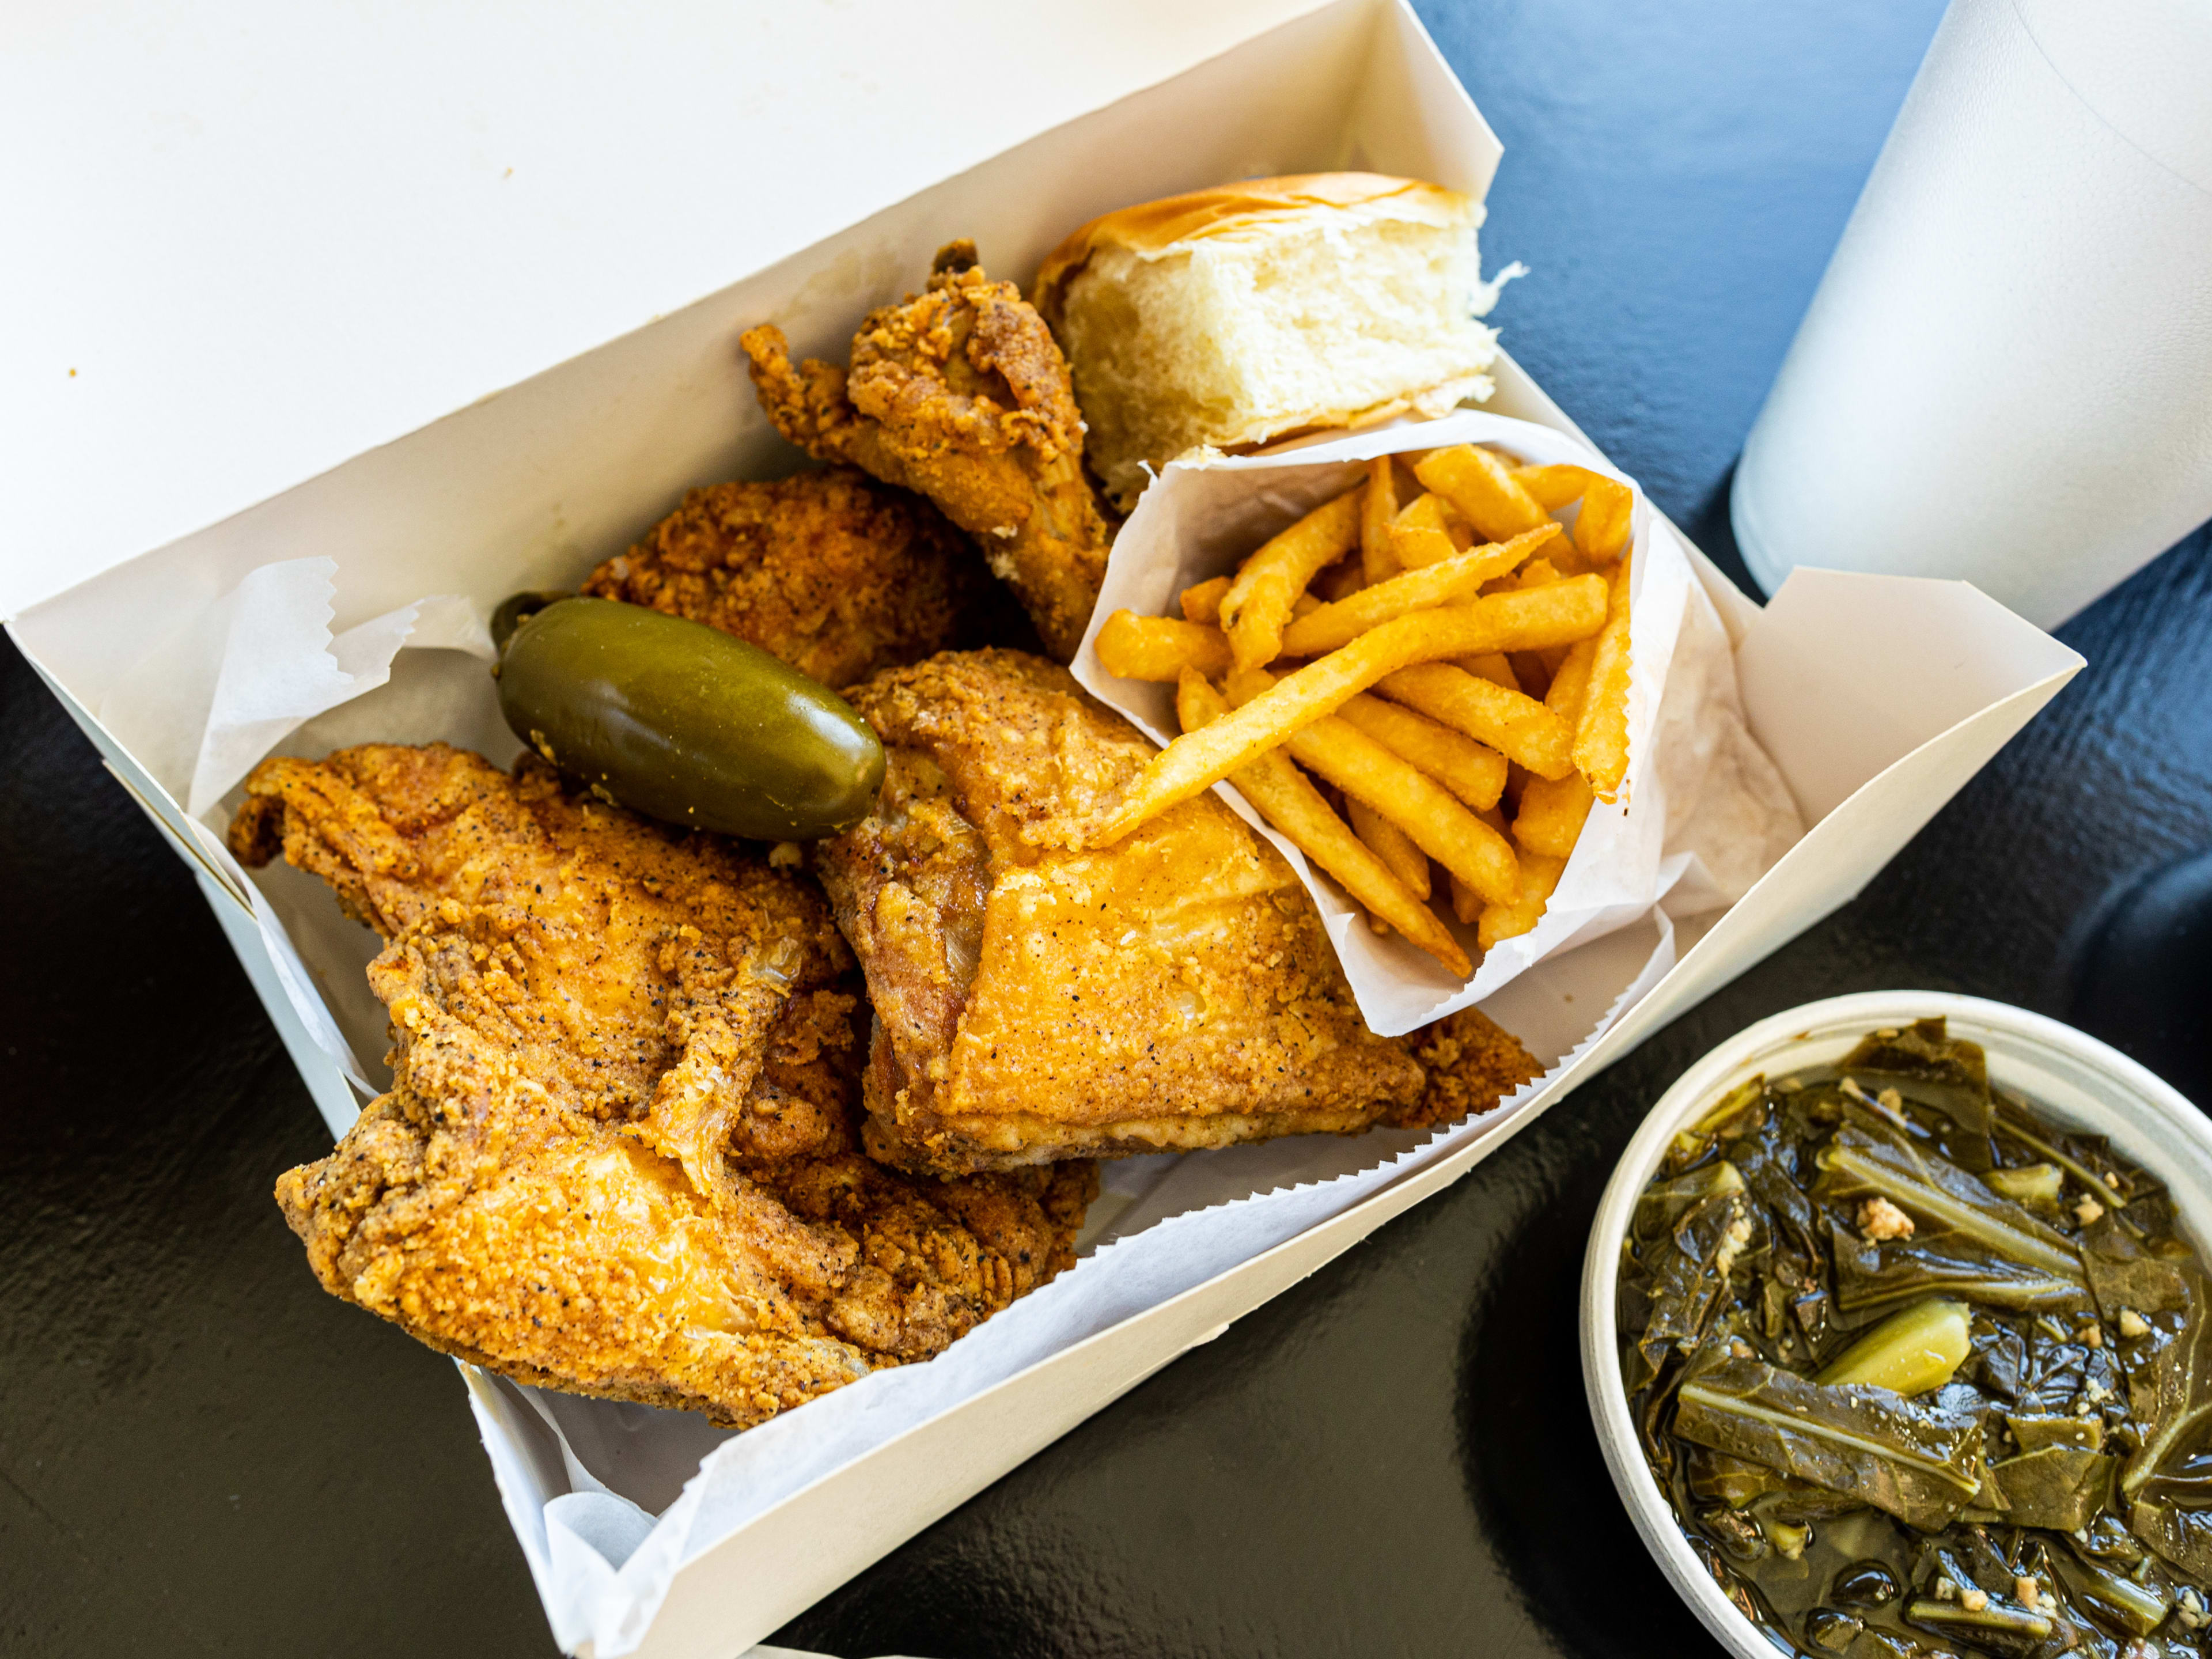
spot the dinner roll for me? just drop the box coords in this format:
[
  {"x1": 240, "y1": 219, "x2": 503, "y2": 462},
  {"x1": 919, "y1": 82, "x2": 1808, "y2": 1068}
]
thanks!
[{"x1": 1035, "y1": 173, "x2": 1517, "y2": 509}]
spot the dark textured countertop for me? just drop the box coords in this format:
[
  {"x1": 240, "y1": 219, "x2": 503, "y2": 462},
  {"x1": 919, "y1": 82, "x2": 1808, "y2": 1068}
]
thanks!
[{"x1": 6, "y1": 1, "x2": 2207, "y2": 1653}]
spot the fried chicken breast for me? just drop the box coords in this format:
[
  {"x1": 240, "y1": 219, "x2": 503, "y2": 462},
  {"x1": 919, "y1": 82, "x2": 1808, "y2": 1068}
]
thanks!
[
  {"x1": 580, "y1": 465, "x2": 976, "y2": 688},
  {"x1": 228, "y1": 743, "x2": 1094, "y2": 1428},
  {"x1": 809, "y1": 650, "x2": 1435, "y2": 1175},
  {"x1": 741, "y1": 243, "x2": 1111, "y2": 664}
]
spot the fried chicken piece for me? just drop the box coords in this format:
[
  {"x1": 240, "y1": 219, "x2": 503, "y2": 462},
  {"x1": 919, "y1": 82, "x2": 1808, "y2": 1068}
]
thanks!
[
  {"x1": 581, "y1": 465, "x2": 977, "y2": 688},
  {"x1": 228, "y1": 743, "x2": 1094, "y2": 1428},
  {"x1": 741, "y1": 243, "x2": 1111, "y2": 664},
  {"x1": 1404, "y1": 1007, "x2": 1544, "y2": 1131},
  {"x1": 809, "y1": 650, "x2": 1427, "y2": 1175}
]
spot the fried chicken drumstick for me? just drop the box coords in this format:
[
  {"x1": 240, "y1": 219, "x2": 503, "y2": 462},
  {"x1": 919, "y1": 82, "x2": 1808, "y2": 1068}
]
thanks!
[
  {"x1": 229, "y1": 743, "x2": 1093, "y2": 1427},
  {"x1": 741, "y1": 243, "x2": 1111, "y2": 663}
]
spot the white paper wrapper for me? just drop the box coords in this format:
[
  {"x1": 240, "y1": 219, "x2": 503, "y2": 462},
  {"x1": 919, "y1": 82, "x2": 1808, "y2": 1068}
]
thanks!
[
  {"x1": 93, "y1": 554, "x2": 494, "y2": 818},
  {"x1": 1073, "y1": 410, "x2": 1805, "y2": 1035}
]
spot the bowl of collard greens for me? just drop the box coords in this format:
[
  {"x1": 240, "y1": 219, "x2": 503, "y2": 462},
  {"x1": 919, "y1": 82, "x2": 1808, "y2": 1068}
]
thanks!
[{"x1": 1584, "y1": 991, "x2": 2212, "y2": 1659}]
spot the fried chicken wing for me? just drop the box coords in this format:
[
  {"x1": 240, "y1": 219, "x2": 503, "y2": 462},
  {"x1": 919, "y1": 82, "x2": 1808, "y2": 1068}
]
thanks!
[
  {"x1": 741, "y1": 243, "x2": 1111, "y2": 664},
  {"x1": 809, "y1": 650, "x2": 1429, "y2": 1175},
  {"x1": 580, "y1": 465, "x2": 976, "y2": 688},
  {"x1": 228, "y1": 743, "x2": 1093, "y2": 1427}
]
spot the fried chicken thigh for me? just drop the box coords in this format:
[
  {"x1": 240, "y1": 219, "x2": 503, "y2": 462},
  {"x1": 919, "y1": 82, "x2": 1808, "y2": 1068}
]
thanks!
[
  {"x1": 581, "y1": 465, "x2": 976, "y2": 688},
  {"x1": 813, "y1": 650, "x2": 1444, "y2": 1175},
  {"x1": 741, "y1": 243, "x2": 1111, "y2": 664},
  {"x1": 228, "y1": 743, "x2": 1093, "y2": 1427}
]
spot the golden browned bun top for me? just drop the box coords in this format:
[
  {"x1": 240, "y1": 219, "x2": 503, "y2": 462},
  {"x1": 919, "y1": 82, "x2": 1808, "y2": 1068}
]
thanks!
[{"x1": 1033, "y1": 172, "x2": 1473, "y2": 319}]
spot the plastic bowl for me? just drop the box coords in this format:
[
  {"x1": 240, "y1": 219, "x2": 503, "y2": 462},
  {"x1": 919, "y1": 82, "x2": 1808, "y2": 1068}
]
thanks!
[{"x1": 1580, "y1": 990, "x2": 2212, "y2": 1659}]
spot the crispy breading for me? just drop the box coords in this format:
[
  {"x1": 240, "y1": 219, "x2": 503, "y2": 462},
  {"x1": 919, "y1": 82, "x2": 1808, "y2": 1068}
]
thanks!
[
  {"x1": 1399, "y1": 1007, "x2": 1543, "y2": 1131},
  {"x1": 229, "y1": 743, "x2": 1094, "y2": 1428},
  {"x1": 741, "y1": 243, "x2": 1111, "y2": 663},
  {"x1": 810, "y1": 650, "x2": 1427, "y2": 1175},
  {"x1": 579, "y1": 465, "x2": 978, "y2": 688}
]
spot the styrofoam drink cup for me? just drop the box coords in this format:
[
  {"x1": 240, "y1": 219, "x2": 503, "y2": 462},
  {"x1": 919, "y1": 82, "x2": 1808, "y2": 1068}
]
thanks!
[{"x1": 1731, "y1": 0, "x2": 2212, "y2": 630}]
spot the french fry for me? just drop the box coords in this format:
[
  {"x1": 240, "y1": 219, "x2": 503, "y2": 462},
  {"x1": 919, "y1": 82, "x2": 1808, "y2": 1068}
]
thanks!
[
  {"x1": 1278, "y1": 524, "x2": 1561, "y2": 657},
  {"x1": 1414, "y1": 444, "x2": 1552, "y2": 541},
  {"x1": 1086, "y1": 580, "x2": 1608, "y2": 846},
  {"x1": 1180, "y1": 575, "x2": 1232, "y2": 625},
  {"x1": 1450, "y1": 874, "x2": 1482, "y2": 926},
  {"x1": 1449, "y1": 804, "x2": 1519, "y2": 925},
  {"x1": 1476, "y1": 851, "x2": 1566, "y2": 950},
  {"x1": 1387, "y1": 492, "x2": 1472, "y2": 569},
  {"x1": 1238, "y1": 662, "x2": 1509, "y2": 812},
  {"x1": 1176, "y1": 670, "x2": 1469, "y2": 976},
  {"x1": 1347, "y1": 798, "x2": 1431, "y2": 901},
  {"x1": 1333, "y1": 693, "x2": 1508, "y2": 810},
  {"x1": 1514, "y1": 556, "x2": 1564, "y2": 589},
  {"x1": 1461, "y1": 652, "x2": 1521, "y2": 692},
  {"x1": 1573, "y1": 474, "x2": 1634, "y2": 565},
  {"x1": 1513, "y1": 771, "x2": 1594, "y2": 859},
  {"x1": 1361, "y1": 456, "x2": 1400, "y2": 586},
  {"x1": 1217, "y1": 488, "x2": 1363, "y2": 669},
  {"x1": 1094, "y1": 611, "x2": 1233, "y2": 681},
  {"x1": 1544, "y1": 637, "x2": 1597, "y2": 724},
  {"x1": 1291, "y1": 590, "x2": 1323, "y2": 619},
  {"x1": 1317, "y1": 554, "x2": 1368, "y2": 603},
  {"x1": 1512, "y1": 463, "x2": 1594, "y2": 512},
  {"x1": 1225, "y1": 668, "x2": 1520, "y2": 907},
  {"x1": 1573, "y1": 554, "x2": 1633, "y2": 800},
  {"x1": 1372, "y1": 662, "x2": 1577, "y2": 780}
]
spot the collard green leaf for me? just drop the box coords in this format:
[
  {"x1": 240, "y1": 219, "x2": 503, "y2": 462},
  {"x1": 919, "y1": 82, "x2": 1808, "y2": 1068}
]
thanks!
[
  {"x1": 1634, "y1": 1160, "x2": 1745, "y2": 1242},
  {"x1": 1842, "y1": 1018, "x2": 1987, "y2": 1096},
  {"x1": 1971, "y1": 1318, "x2": 2027, "y2": 1400},
  {"x1": 1902, "y1": 1598, "x2": 2053, "y2": 1659},
  {"x1": 1831, "y1": 1013, "x2": 1991, "y2": 1092},
  {"x1": 2079, "y1": 1212, "x2": 2191, "y2": 1320},
  {"x1": 1992, "y1": 1090, "x2": 2145, "y2": 1211},
  {"x1": 2130, "y1": 1498, "x2": 2212, "y2": 1582},
  {"x1": 1685, "y1": 1444, "x2": 1791, "y2": 1509},
  {"x1": 1830, "y1": 1220, "x2": 2091, "y2": 1321},
  {"x1": 2051, "y1": 1541, "x2": 2170, "y2": 1637},
  {"x1": 1917, "y1": 1527, "x2": 2016, "y2": 1596},
  {"x1": 1672, "y1": 1351, "x2": 1984, "y2": 1531},
  {"x1": 1666, "y1": 1077, "x2": 1766, "y2": 1173},
  {"x1": 2073, "y1": 1514, "x2": 2147, "y2": 1566},
  {"x1": 1730, "y1": 1117, "x2": 1821, "y2": 1255},
  {"x1": 1817, "y1": 1119, "x2": 2085, "y2": 1278},
  {"x1": 1843, "y1": 1018, "x2": 1995, "y2": 1170},
  {"x1": 1988, "y1": 1446, "x2": 2116, "y2": 1530},
  {"x1": 1637, "y1": 1189, "x2": 1756, "y2": 1376},
  {"x1": 2120, "y1": 1267, "x2": 2212, "y2": 1499},
  {"x1": 2006, "y1": 1412, "x2": 2104, "y2": 1453}
]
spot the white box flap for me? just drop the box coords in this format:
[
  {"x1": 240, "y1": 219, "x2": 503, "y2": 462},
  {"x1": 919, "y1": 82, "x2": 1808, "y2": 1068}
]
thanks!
[{"x1": 0, "y1": 0, "x2": 1340, "y2": 622}]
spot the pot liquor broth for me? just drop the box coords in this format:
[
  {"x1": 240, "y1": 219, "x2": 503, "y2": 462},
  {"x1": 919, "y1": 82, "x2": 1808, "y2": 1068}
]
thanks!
[{"x1": 1619, "y1": 1019, "x2": 2212, "y2": 1658}]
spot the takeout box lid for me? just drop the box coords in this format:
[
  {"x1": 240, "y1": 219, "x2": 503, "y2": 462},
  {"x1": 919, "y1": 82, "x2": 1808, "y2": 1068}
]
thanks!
[{"x1": 0, "y1": 0, "x2": 1356, "y2": 624}]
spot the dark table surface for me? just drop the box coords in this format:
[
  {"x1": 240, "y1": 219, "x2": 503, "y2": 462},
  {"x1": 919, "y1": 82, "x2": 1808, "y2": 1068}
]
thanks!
[{"x1": 6, "y1": 1, "x2": 2209, "y2": 1654}]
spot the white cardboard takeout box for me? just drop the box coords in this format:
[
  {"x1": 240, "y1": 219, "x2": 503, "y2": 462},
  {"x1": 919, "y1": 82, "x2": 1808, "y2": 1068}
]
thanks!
[{"x1": 6, "y1": 2, "x2": 2085, "y2": 1653}]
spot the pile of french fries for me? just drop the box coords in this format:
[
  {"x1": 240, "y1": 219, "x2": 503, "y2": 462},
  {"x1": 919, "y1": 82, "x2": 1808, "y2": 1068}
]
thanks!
[{"x1": 1089, "y1": 443, "x2": 1634, "y2": 979}]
